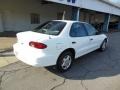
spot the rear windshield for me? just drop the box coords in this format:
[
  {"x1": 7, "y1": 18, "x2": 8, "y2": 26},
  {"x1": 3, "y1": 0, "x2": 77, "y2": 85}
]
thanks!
[{"x1": 33, "y1": 21, "x2": 66, "y2": 35}]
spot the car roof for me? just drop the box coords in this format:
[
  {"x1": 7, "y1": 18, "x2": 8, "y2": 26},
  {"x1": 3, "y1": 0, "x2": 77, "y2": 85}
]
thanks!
[{"x1": 53, "y1": 20, "x2": 88, "y2": 24}]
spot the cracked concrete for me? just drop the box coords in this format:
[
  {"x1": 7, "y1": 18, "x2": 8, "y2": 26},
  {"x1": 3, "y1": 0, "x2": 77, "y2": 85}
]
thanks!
[
  {"x1": 50, "y1": 79, "x2": 66, "y2": 90},
  {"x1": 0, "y1": 32, "x2": 120, "y2": 90},
  {"x1": 81, "y1": 71, "x2": 90, "y2": 90},
  {"x1": 0, "y1": 62, "x2": 65, "y2": 90},
  {"x1": 0, "y1": 64, "x2": 32, "y2": 90},
  {"x1": 0, "y1": 72, "x2": 5, "y2": 90}
]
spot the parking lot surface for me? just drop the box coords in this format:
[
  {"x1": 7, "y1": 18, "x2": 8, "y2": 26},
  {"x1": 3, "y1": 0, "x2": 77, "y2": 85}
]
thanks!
[{"x1": 0, "y1": 32, "x2": 120, "y2": 90}]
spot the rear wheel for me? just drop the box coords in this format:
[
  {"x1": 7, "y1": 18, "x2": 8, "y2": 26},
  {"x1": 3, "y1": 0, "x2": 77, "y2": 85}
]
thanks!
[{"x1": 57, "y1": 51, "x2": 74, "y2": 72}]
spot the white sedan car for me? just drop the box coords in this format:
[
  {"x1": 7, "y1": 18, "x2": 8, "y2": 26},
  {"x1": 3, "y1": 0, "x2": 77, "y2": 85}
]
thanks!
[{"x1": 13, "y1": 20, "x2": 108, "y2": 72}]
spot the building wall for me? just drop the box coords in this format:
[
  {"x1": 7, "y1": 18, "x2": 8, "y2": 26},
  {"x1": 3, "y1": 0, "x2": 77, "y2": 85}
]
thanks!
[
  {"x1": 0, "y1": 0, "x2": 119, "y2": 32},
  {"x1": 0, "y1": 0, "x2": 72, "y2": 32},
  {"x1": 80, "y1": 11, "x2": 105, "y2": 24}
]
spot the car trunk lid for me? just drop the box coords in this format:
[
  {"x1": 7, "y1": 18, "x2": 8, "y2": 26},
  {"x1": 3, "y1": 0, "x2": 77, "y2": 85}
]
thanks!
[{"x1": 16, "y1": 31, "x2": 50, "y2": 45}]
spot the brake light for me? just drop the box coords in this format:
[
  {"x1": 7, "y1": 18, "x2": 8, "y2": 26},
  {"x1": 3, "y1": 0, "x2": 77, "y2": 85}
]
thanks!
[{"x1": 29, "y1": 41, "x2": 47, "y2": 49}]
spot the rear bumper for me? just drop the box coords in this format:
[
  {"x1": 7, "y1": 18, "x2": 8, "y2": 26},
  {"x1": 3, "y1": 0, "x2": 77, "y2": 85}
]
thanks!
[{"x1": 13, "y1": 43, "x2": 57, "y2": 67}]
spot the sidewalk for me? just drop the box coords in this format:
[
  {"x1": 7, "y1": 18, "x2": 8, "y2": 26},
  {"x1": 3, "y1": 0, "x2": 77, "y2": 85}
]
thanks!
[
  {"x1": 0, "y1": 37, "x2": 16, "y2": 50},
  {"x1": 0, "y1": 37, "x2": 18, "y2": 68},
  {"x1": 0, "y1": 56, "x2": 18, "y2": 67}
]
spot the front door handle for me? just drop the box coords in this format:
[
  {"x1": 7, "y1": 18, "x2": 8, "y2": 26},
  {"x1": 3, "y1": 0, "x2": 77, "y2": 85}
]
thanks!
[
  {"x1": 90, "y1": 38, "x2": 93, "y2": 41},
  {"x1": 72, "y1": 42, "x2": 76, "y2": 44}
]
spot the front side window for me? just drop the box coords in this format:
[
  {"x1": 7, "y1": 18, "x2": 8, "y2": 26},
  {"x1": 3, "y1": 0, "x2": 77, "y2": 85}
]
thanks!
[
  {"x1": 70, "y1": 23, "x2": 88, "y2": 37},
  {"x1": 84, "y1": 23, "x2": 97, "y2": 36},
  {"x1": 33, "y1": 21, "x2": 66, "y2": 35}
]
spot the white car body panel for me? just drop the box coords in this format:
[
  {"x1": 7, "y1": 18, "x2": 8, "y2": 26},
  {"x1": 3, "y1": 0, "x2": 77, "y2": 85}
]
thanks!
[{"x1": 13, "y1": 20, "x2": 107, "y2": 67}]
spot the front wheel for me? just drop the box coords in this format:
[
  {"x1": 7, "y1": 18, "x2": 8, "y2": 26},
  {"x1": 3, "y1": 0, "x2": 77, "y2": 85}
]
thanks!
[
  {"x1": 57, "y1": 51, "x2": 74, "y2": 72},
  {"x1": 99, "y1": 40, "x2": 107, "y2": 51}
]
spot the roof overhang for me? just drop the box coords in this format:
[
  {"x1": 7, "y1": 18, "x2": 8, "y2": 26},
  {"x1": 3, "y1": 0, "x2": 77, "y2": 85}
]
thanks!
[
  {"x1": 101, "y1": 0, "x2": 120, "y2": 9},
  {"x1": 45, "y1": 0, "x2": 120, "y2": 16}
]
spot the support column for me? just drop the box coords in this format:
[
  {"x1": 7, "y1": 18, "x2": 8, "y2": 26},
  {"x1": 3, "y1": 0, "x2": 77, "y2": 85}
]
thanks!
[
  {"x1": 62, "y1": 11, "x2": 66, "y2": 20},
  {"x1": 103, "y1": 14, "x2": 111, "y2": 32},
  {"x1": 71, "y1": 7, "x2": 80, "y2": 21},
  {"x1": 117, "y1": 17, "x2": 120, "y2": 30},
  {"x1": 0, "y1": 13, "x2": 4, "y2": 32}
]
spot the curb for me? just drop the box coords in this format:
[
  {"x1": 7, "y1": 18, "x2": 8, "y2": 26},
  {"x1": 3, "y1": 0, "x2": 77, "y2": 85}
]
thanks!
[
  {"x1": 0, "y1": 48, "x2": 14, "y2": 57},
  {"x1": 0, "y1": 51, "x2": 14, "y2": 57}
]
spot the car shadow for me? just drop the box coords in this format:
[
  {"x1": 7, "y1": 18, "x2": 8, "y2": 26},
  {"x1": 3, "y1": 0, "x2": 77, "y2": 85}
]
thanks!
[{"x1": 46, "y1": 44, "x2": 120, "y2": 80}]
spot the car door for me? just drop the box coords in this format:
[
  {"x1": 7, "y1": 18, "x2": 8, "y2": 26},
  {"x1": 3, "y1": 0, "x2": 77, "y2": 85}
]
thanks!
[
  {"x1": 69, "y1": 22, "x2": 90, "y2": 58},
  {"x1": 84, "y1": 23, "x2": 102, "y2": 51}
]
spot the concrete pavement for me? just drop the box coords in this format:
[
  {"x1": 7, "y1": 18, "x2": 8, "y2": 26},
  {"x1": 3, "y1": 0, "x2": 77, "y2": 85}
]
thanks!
[{"x1": 0, "y1": 32, "x2": 120, "y2": 90}]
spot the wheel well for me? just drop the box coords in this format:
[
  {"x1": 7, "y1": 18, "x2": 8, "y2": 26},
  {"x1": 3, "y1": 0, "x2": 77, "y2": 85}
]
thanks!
[
  {"x1": 105, "y1": 38, "x2": 108, "y2": 42},
  {"x1": 59, "y1": 48, "x2": 75, "y2": 59}
]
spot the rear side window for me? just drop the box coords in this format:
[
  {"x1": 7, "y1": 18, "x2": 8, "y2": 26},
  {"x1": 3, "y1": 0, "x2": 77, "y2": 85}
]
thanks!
[
  {"x1": 84, "y1": 23, "x2": 97, "y2": 36},
  {"x1": 70, "y1": 23, "x2": 88, "y2": 37}
]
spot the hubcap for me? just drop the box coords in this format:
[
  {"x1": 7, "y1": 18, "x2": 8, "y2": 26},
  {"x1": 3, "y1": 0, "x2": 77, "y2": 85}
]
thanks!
[{"x1": 61, "y1": 55, "x2": 72, "y2": 70}]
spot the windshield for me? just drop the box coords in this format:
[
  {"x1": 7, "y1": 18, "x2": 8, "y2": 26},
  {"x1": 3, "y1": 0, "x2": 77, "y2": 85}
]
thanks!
[{"x1": 33, "y1": 21, "x2": 66, "y2": 35}]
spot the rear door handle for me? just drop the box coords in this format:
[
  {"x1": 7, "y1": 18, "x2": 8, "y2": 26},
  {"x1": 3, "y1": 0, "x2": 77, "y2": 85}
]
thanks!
[{"x1": 72, "y1": 42, "x2": 76, "y2": 44}]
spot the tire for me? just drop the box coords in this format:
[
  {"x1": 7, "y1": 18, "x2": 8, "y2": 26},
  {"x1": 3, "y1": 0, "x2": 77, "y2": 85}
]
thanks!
[
  {"x1": 99, "y1": 40, "x2": 107, "y2": 51},
  {"x1": 57, "y1": 51, "x2": 74, "y2": 72}
]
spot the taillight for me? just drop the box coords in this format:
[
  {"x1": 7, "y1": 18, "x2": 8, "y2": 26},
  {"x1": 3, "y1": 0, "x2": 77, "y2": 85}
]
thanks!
[{"x1": 29, "y1": 41, "x2": 47, "y2": 49}]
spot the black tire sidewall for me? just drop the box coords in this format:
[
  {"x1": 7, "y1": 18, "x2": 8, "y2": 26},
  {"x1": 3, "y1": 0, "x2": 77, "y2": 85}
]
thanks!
[
  {"x1": 100, "y1": 40, "x2": 107, "y2": 51},
  {"x1": 57, "y1": 51, "x2": 73, "y2": 72}
]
